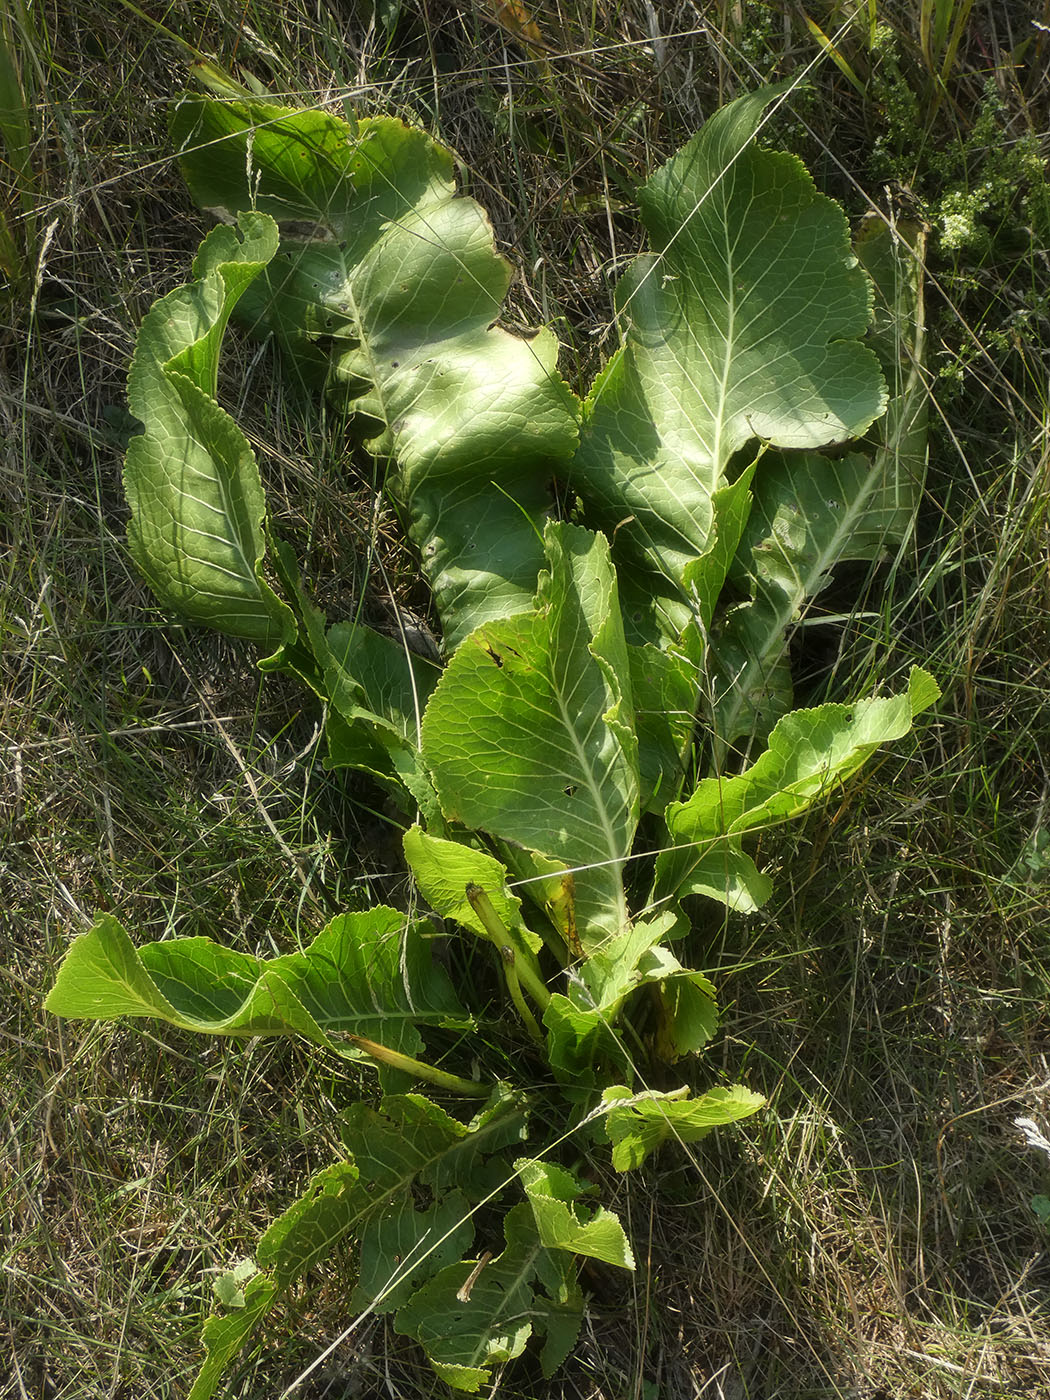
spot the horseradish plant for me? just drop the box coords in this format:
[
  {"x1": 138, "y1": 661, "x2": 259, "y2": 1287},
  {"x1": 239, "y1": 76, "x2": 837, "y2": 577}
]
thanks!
[{"x1": 46, "y1": 83, "x2": 934, "y2": 1394}]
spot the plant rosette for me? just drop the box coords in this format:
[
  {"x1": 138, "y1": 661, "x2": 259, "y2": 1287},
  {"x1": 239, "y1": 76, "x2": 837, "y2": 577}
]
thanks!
[{"x1": 46, "y1": 81, "x2": 936, "y2": 1394}]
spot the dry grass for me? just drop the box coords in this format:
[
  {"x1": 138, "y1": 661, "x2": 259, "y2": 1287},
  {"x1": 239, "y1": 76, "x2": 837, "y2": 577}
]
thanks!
[{"x1": 3, "y1": 1, "x2": 1050, "y2": 1396}]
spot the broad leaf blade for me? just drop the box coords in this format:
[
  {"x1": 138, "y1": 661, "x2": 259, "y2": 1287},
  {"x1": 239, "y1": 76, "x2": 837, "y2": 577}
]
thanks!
[
  {"x1": 191, "y1": 1090, "x2": 525, "y2": 1394},
  {"x1": 403, "y1": 825, "x2": 540, "y2": 955},
  {"x1": 577, "y1": 916, "x2": 718, "y2": 1060},
  {"x1": 347, "y1": 1091, "x2": 527, "y2": 1311},
  {"x1": 516, "y1": 1158, "x2": 634, "y2": 1268},
  {"x1": 341, "y1": 1091, "x2": 527, "y2": 1201},
  {"x1": 656, "y1": 667, "x2": 940, "y2": 907},
  {"x1": 257, "y1": 1160, "x2": 364, "y2": 1287},
  {"x1": 711, "y1": 221, "x2": 927, "y2": 752},
  {"x1": 573, "y1": 82, "x2": 885, "y2": 642},
  {"x1": 578, "y1": 911, "x2": 682, "y2": 1015},
  {"x1": 354, "y1": 1191, "x2": 474, "y2": 1314},
  {"x1": 45, "y1": 909, "x2": 468, "y2": 1074},
  {"x1": 422, "y1": 522, "x2": 640, "y2": 948},
  {"x1": 124, "y1": 212, "x2": 295, "y2": 646},
  {"x1": 271, "y1": 910, "x2": 468, "y2": 1064},
  {"x1": 172, "y1": 97, "x2": 579, "y2": 648},
  {"x1": 325, "y1": 620, "x2": 440, "y2": 744},
  {"x1": 394, "y1": 1203, "x2": 584, "y2": 1393},
  {"x1": 602, "y1": 1085, "x2": 765, "y2": 1172}
]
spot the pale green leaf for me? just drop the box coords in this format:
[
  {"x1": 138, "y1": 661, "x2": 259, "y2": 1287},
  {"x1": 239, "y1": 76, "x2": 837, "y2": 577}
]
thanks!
[
  {"x1": 516, "y1": 1158, "x2": 635, "y2": 1269},
  {"x1": 680, "y1": 464, "x2": 759, "y2": 632},
  {"x1": 577, "y1": 911, "x2": 680, "y2": 1014},
  {"x1": 569, "y1": 913, "x2": 717, "y2": 1059},
  {"x1": 211, "y1": 1258, "x2": 258, "y2": 1309},
  {"x1": 403, "y1": 825, "x2": 540, "y2": 955},
  {"x1": 422, "y1": 522, "x2": 640, "y2": 947},
  {"x1": 45, "y1": 909, "x2": 468, "y2": 1076},
  {"x1": 602, "y1": 1085, "x2": 765, "y2": 1171},
  {"x1": 542, "y1": 993, "x2": 629, "y2": 1095},
  {"x1": 651, "y1": 971, "x2": 720, "y2": 1059},
  {"x1": 711, "y1": 220, "x2": 927, "y2": 751},
  {"x1": 172, "y1": 96, "x2": 579, "y2": 647},
  {"x1": 124, "y1": 211, "x2": 295, "y2": 646},
  {"x1": 666, "y1": 845, "x2": 772, "y2": 913},
  {"x1": 656, "y1": 667, "x2": 940, "y2": 906},
  {"x1": 257, "y1": 1160, "x2": 364, "y2": 1287},
  {"x1": 573, "y1": 82, "x2": 885, "y2": 642},
  {"x1": 340, "y1": 1091, "x2": 527, "y2": 1201}
]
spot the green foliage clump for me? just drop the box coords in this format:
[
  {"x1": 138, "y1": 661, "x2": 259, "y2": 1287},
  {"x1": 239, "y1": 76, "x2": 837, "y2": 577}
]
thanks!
[{"x1": 44, "y1": 83, "x2": 935, "y2": 1393}]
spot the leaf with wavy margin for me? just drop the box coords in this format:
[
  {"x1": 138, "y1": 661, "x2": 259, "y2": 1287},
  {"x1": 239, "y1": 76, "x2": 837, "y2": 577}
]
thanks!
[
  {"x1": 516, "y1": 1158, "x2": 635, "y2": 1268},
  {"x1": 395, "y1": 1202, "x2": 584, "y2": 1392},
  {"x1": 187, "y1": 1091, "x2": 525, "y2": 1399},
  {"x1": 602, "y1": 1085, "x2": 765, "y2": 1171},
  {"x1": 124, "y1": 212, "x2": 295, "y2": 647},
  {"x1": 171, "y1": 96, "x2": 578, "y2": 648},
  {"x1": 711, "y1": 219, "x2": 927, "y2": 752},
  {"x1": 572, "y1": 82, "x2": 886, "y2": 643},
  {"x1": 44, "y1": 909, "x2": 468, "y2": 1076},
  {"x1": 655, "y1": 666, "x2": 940, "y2": 909}
]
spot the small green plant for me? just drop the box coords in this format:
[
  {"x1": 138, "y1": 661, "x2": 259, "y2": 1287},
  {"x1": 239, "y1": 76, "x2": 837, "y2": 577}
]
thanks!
[{"x1": 45, "y1": 82, "x2": 936, "y2": 1393}]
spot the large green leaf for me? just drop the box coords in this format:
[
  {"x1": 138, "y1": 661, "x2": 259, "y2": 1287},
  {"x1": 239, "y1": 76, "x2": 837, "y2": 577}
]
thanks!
[
  {"x1": 573, "y1": 82, "x2": 885, "y2": 642},
  {"x1": 421, "y1": 522, "x2": 640, "y2": 948},
  {"x1": 44, "y1": 909, "x2": 467, "y2": 1073},
  {"x1": 655, "y1": 666, "x2": 940, "y2": 909},
  {"x1": 171, "y1": 96, "x2": 579, "y2": 648},
  {"x1": 395, "y1": 1203, "x2": 584, "y2": 1392},
  {"x1": 124, "y1": 212, "x2": 295, "y2": 646},
  {"x1": 711, "y1": 220, "x2": 927, "y2": 752}
]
